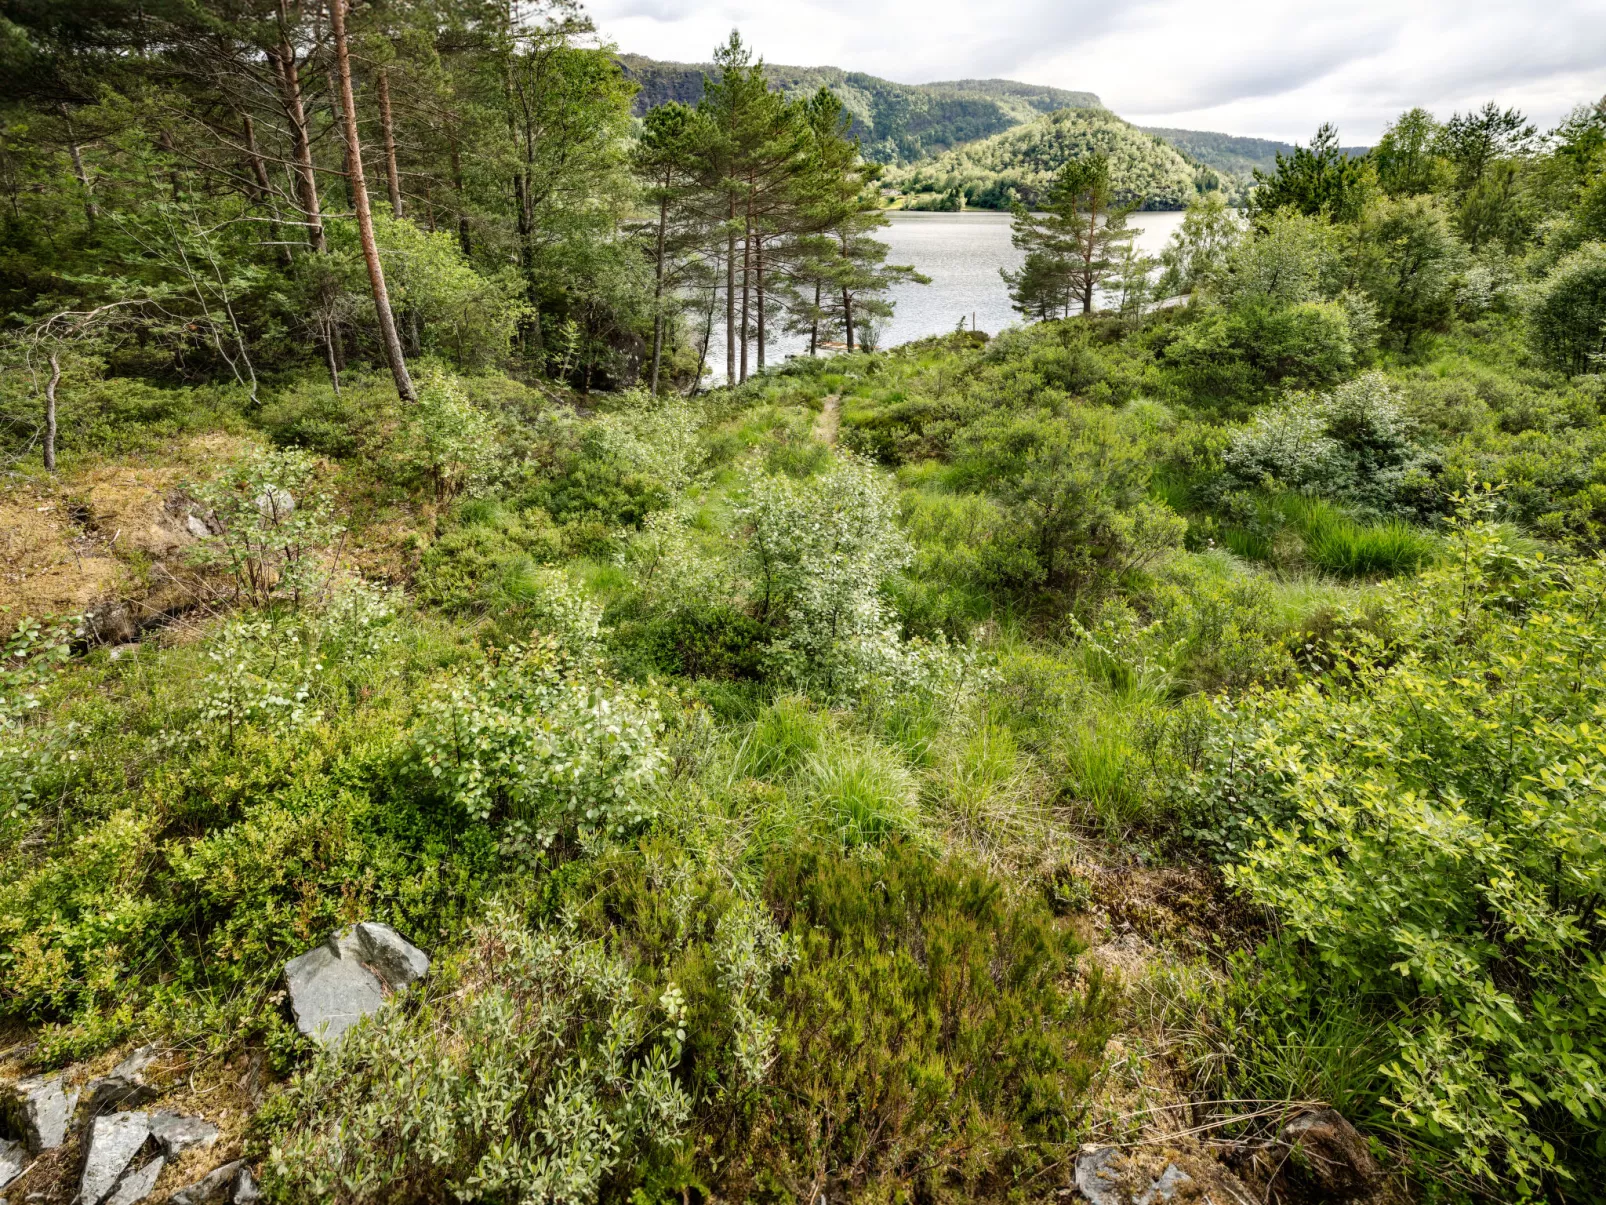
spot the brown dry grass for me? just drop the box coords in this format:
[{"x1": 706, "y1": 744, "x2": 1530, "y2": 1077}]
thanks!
[{"x1": 0, "y1": 434, "x2": 251, "y2": 637}]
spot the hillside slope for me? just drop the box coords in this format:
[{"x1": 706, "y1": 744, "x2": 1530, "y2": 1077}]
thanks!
[
  {"x1": 883, "y1": 107, "x2": 1202, "y2": 209},
  {"x1": 1140, "y1": 127, "x2": 1372, "y2": 180},
  {"x1": 617, "y1": 54, "x2": 1100, "y2": 163}
]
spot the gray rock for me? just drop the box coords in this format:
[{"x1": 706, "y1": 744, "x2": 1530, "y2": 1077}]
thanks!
[
  {"x1": 185, "y1": 514, "x2": 211, "y2": 540},
  {"x1": 105, "y1": 1157, "x2": 164, "y2": 1205},
  {"x1": 0, "y1": 1138, "x2": 24, "y2": 1191},
  {"x1": 82, "y1": 1047, "x2": 160, "y2": 1117},
  {"x1": 284, "y1": 924, "x2": 428, "y2": 1047},
  {"x1": 169, "y1": 1160, "x2": 242, "y2": 1205},
  {"x1": 232, "y1": 1165, "x2": 260, "y2": 1203},
  {"x1": 354, "y1": 922, "x2": 430, "y2": 990},
  {"x1": 1, "y1": 1073, "x2": 80, "y2": 1155},
  {"x1": 1135, "y1": 1164, "x2": 1192, "y2": 1205},
  {"x1": 79, "y1": 1112, "x2": 150, "y2": 1205},
  {"x1": 1074, "y1": 1146, "x2": 1123, "y2": 1205},
  {"x1": 254, "y1": 487, "x2": 294, "y2": 522},
  {"x1": 149, "y1": 1112, "x2": 218, "y2": 1159}
]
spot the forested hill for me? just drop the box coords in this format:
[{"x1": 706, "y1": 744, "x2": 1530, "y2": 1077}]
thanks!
[
  {"x1": 1140, "y1": 127, "x2": 1373, "y2": 180},
  {"x1": 883, "y1": 106, "x2": 1202, "y2": 209},
  {"x1": 616, "y1": 53, "x2": 1101, "y2": 163}
]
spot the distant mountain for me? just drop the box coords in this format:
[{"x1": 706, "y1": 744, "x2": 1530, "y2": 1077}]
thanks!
[
  {"x1": 1140, "y1": 127, "x2": 1372, "y2": 181},
  {"x1": 883, "y1": 107, "x2": 1201, "y2": 211},
  {"x1": 616, "y1": 54, "x2": 1101, "y2": 164}
]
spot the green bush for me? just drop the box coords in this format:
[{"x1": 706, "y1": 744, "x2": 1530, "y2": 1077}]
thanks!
[
  {"x1": 1527, "y1": 241, "x2": 1606, "y2": 375},
  {"x1": 1195, "y1": 499, "x2": 1606, "y2": 1193},
  {"x1": 748, "y1": 843, "x2": 1116, "y2": 1202}
]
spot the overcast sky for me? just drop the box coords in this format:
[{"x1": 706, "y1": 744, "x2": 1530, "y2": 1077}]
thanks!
[{"x1": 585, "y1": 0, "x2": 1606, "y2": 144}]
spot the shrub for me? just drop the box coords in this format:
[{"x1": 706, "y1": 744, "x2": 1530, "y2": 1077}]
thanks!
[
  {"x1": 1195, "y1": 498, "x2": 1606, "y2": 1192},
  {"x1": 1527, "y1": 241, "x2": 1606, "y2": 375},
  {"x1": 413, "y1": 638, "x2": 666, "y2": 850},
  {"x1": 263, "y1": 905, "x2": 695, "y2": 1203},
  {"x1": 748, "y1": 843, "x2": 1116, "y2": 1202},
  {"x1": 188, "y1": 446, "x2": 341, "y2": 608},
  {"x1": 396, "y1": 369, "x2": 498, "y2": 501}
]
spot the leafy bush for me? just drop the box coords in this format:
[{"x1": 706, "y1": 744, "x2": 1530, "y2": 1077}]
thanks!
[
  {"x1": 1527, "y1": 241, "x2": 1606, "y2": 375},
  {"x1": 1222, "y1": 372, "x2": 1430, "y2": 512},
  {"x1": 413, "y1": 637, "x2": 666, "y2": 850},
  {"x1": 189, "y1": 446, "x2": 341, "y2": 608},
  {"x1": 396, "y1": 368, "x2": 498, "y2": 501},
  {"x1": 263, "y1": 905, "x2": 696, "y2": 1203},
  {"x1": 1196, "y1": 498, "x2": 1606, "y2": 1192}
]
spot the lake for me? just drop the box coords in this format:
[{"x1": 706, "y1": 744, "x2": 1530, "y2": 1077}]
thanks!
[{"x1": 704, "y1": 209, "x2": 1187, "y2": 381}]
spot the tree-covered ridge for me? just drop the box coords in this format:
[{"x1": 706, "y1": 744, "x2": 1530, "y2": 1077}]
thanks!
[
  {"x1": 618, "y1": 53, "x2": 1101, "y2": 163},
  {"x1": 1140, "y1": 126, "x2": 1371, "y2": 181},
  {"x1": 884, "y1": 106, "x2": 1204, "y2": 209}
]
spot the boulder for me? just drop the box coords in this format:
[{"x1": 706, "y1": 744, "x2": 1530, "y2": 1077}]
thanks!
[
  {"x1": 105, "y1": 1156, "x2": 164, "y2": 1205},
  {"x1": 232, "y1": 1165, "x2": 261, "y2": 1203},
  {"x1": 284, "y1": 923, "x2": 429, "y2": 1047},
  {"x1": 1, "y1": 1073, "x2": 80, "y2": 1155},
  {"x1": 81, "y1": 1047, "x2": 160, "y2": 1117},
  {"x1": 169, "y1": 1159, "x2": 242, "y2": 1205},
  {"x1": 79, "y1": 1112, "x2": 150, "y2": 1205},
  {"x1": 149, "y1": 1112, "x2": 218, "y2": 1158},
  {"x1": 1279, "y1": 1108, "x2": 1380, "y2": 1199},
  {"x1": 1074, "y1": 1146, "x2": 1123, "y2": 1205},
  {"x1": 1135, "y1": 1164, "x2": 1191, "y2": 1205},
  {"x1": 0, "y1": 1137, "x2": 25, "y2": 1190}
]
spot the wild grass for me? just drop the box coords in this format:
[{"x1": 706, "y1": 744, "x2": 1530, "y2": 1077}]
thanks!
[
  {"x1": 1279, "y1": 496, "x2": 1439, "y2": 578},
  {"x1": 802, "y1": 740, "x2": 921, "y2": 847}
]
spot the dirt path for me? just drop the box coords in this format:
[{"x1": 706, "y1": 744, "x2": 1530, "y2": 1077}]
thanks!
[{"x1": 815, "y1": 394, "x2": 841, "y2": 446}]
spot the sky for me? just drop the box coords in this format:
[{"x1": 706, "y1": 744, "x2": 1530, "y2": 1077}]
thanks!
[{"x1": 584, "y1": 0, "x2": 1606, "y2": 144}]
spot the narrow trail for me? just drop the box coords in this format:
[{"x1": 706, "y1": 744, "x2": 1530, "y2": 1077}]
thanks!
[{"x1": 815, "y1": 394, "x2": 841, "y2": 446}]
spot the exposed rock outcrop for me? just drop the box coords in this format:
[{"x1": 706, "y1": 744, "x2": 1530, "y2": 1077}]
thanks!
[{"x1": 284, "y1": 922, "x2": 430, "y2": 1047}]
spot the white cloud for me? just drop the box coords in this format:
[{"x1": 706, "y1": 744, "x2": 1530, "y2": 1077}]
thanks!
[{"x1": 585, "y1": 0, "x2": 1606, "y2": 142}]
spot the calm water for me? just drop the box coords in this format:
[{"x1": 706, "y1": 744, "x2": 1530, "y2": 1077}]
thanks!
[{"x1": 703, "y1": 210, "x2": 1187, "y2": 382}]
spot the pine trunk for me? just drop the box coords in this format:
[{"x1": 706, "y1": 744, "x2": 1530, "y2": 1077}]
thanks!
[
  {"x1": 329, "y1": 0, "x2": 415, "y2": 402},
  {"x1": 756, "y1": 235, "x2": 765, "y2": 372},
  {"x1": 377, "y1": 68, "x2": 404, "y2": 218},
  {"x1": 650, "y1": 186, "x2": 668, "y2": 395},
  {"x1": 450, "y1": 129, "x2": 470, "y2": 256},
  {"x1": 269, "y1": 32, "x2": 325, "y2": 253},
  {"x1": 725, "y1": 203, "x2": 736, "y2": 387},
  {"x1": 739, "y1": 196, "x2": 752, "y2": 383}
]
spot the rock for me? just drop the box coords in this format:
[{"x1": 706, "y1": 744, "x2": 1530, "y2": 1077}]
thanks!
[
  {"x1": 82, "y1": 1047, "x2": 160, "y2": 1117},
  {"x1": 353, "y1": 922, "x2": 430, "y2": 990},
  {"x1": 185, "y1": 514, "x2": 211, "y2": 540},
  {"x1": 105, "y1": 1157, "x2": 164, "y2": 1205},
  {"x1": 1134, "y1": 1164, "x2": 1191, "y2": 1205},
  {"x1": 1, "y1": 1073, "x2": 80, "y2": 1155},
  {"x1": 1279, "y1": 1108, "x2": 1380, "y2": 1199},
  {"x1": 232, "y1": 1165, "x2": 260, "y2": 1203},
  {"x1": 254, "y1": 487, "x2": 294, "y2": 522},
  {"x1": 1074, "y1": 1146, "x2": 1123, "y2": 1205},
  {"x1": 108, "y1": 643, "x2": 141, "y2": 661},
  {"x1": 284, "y1": 923, "x2": 429, "y2": 1047},
  {"x1": 149, "y1": 1112, "x2": 218, "y2": 1158},
  {"x1": 169, "y1": 1160, "x2": 242, "y2": 1205},
  {"x1": 0, "y1": 1138, "x2": 24, "y2": 1191},
  {"x1": 79, "y1": 1112, "x2": 150, "y2": 1205}
]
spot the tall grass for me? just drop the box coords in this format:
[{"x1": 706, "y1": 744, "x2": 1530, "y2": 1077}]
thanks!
[
  {"x1": 803, "y1": 742, "x2": 920, "y2": 847},
  {"x1": 1281, "y1": 496, "x2": 1438, "y2": 578}
]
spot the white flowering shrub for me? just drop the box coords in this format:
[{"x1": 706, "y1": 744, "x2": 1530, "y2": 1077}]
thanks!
[
  {"x1": 189, "y1": 447, "x2": 341, "y2": 608},
  {"x1": 740, "y1": 456, "x2": 963, "y2": 702},
  {"x1": 187, "y1": 619, "x2": 321, "y2": 746},
  {"x1": 589, "y1": 393, "x2": 706, "y2": 496},
  {"x1": 1222, "y1": 371, "x2": 1424, "y2": 509},
  {"x1": 264, "y1": 905, "x2": 693, "y2": 1204},
  {"x1": 413, "y1": 639, "x2": 666, "y2": 844},
  {"x1": 172, "y1": 578, "x2": 399, "y2": 747}
]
